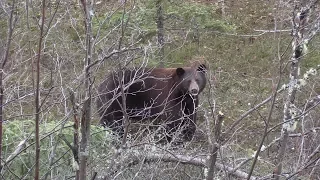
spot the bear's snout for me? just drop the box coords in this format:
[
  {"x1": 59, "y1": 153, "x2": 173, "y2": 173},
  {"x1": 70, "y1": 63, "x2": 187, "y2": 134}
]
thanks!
[
  {"x1": 188, "y1": 79, "x2": 200, "y2": 96},
  {"x1": 190, "y1": 89, "x2": 199, "y2": 96}
]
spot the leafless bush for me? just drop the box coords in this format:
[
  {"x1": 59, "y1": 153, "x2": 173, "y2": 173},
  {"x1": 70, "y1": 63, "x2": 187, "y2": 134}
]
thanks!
[{"x1": 0, "y1": 0, "x2": 320, "y2": 180}]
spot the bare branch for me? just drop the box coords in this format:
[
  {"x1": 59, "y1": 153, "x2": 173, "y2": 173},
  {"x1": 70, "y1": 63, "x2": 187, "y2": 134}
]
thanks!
[
  {"x1": 247, "y1": 61, "x2": 283, "y2": 179},
  {"x1": 206, "y1": 112, "x2": 224, "y2": 180},
  {"x1": 0, "y1": 0, "x2": 16, "y2": 172},
  {"x1": 34, "y1": 0, "x2": 46, "y2": 179},
  {"x1": 125, "y1": 150, "x2": 258, "y2": 180}
]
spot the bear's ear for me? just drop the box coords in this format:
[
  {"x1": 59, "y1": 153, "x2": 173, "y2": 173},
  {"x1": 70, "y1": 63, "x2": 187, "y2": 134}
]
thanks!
[
  {"x1": 197, "y1": 64, "x2": 207, "y2": 73},
  {"x1": 176, "y1": 68, "x2": 185, "y2": 76}
]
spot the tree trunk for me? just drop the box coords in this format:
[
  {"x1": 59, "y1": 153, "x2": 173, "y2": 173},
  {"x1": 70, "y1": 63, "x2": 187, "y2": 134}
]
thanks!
[
  {"x1": 273, "y1": 5, "x2": 311, "y2": 180},
  {"x1": 79, "y1": 0, "x2": 93, "y2": 179},
  {"x1": 156, "y1": 0, "x2": 164, "y2": 68},
  {"x1": 34, "y1": 0, "x2": 46, "y2": 179}
]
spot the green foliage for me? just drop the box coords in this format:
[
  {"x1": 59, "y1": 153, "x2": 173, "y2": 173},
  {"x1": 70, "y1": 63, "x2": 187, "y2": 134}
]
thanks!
[
  {"x1": 301, "y1": 36, "x2": 320, "y2": 69},
  {"x1": 166, "y1": 2, "x2": 236, "y2": 32},
  {"x1": 93, "y1": 11, "x2": 127, "y2": 33},
  {"x1": 165, "y1": 43, "x2": 199, "y2": 66},
  {"x1": 91, "y1": 0, "x2": 235, "y2": 45},
  {"x1": 2, "y1": 120, "x2": 111, "y2": 179},
  {"x1": 0, "y1": 19, "x2": 7, "y2": 38},
  {"x1": 88, "y1": 0, "x2": 237, "y2": 68},
  {"x1": 135, "y1": 4, "x2": 157, "y2": 29}
]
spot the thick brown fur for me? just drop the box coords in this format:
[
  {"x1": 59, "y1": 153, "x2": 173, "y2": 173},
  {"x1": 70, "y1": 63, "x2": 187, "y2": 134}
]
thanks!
[{"x1": 96, "y1": 63, "x2": 207, "y2": 142}]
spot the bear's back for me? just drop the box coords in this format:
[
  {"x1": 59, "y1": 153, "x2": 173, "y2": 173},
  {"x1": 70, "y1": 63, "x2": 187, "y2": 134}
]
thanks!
[{"x1": 124, "y1": 68, "x2": 180, "y2": 118}]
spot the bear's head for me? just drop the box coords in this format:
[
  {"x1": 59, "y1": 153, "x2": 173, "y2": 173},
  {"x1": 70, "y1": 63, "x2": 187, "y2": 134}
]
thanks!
[{"x1": 174, "y1": 64, "x2": 207, "y2": 96}]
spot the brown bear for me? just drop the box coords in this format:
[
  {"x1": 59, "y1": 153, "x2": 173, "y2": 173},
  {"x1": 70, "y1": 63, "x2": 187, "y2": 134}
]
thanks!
[{"x1": 96, "y1": 63, "x2": 207, "y2": 142}]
